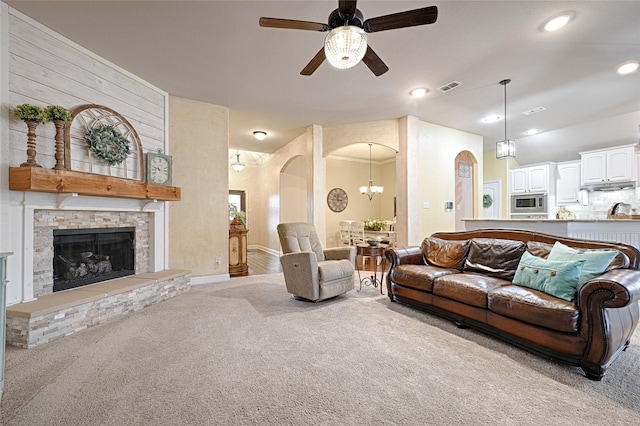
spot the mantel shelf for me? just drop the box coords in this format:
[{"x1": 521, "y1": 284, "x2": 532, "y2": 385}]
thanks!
[{"x1": 9, "y1": 167, "x2": 181, "y2": 202}]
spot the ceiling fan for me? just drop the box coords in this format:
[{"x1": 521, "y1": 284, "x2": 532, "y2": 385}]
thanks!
[{"x1": 259, "y1": 0, "x2": 438, "y2": 76}]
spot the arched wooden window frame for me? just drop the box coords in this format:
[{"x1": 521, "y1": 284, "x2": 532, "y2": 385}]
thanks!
[{"x1": 64, "y1": 104, "x2": 144, "y2": 181}]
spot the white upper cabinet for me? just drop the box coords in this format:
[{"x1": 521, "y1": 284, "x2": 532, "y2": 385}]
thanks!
[
  {"x1": 581, "y1": 146, "x2": 635, "y2": 186},
  {"x1": 509, "y1": 164, "x2": 550, "y2": 194},
  {"x1": 557, "y1": 161, "x2": 582, "y2": 204}
]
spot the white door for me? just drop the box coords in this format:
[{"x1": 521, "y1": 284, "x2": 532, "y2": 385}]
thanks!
[{"x1": 483, "y1": 180, "x2": 501, "y2": 219}]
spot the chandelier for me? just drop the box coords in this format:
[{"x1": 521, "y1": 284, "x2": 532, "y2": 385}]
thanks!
[
  {"x1": 231, "y1": 152, "x2": 245, "y2": 172},
  {"x1": 496, "y1": 78, "x2": 516, "y2": 159},
  {"x1": 324, "y1": 26, "x2": 368, "y2": 70},
  {"x1": 360, "y1": 144, "x2": 383, "y2": 200}
]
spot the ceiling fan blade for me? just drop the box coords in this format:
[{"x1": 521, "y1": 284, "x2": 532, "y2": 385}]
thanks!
[
  {"x1": 259, "y1": 17, "x2": 329, "y2": 32},
  {"x1": 363, "y1": 6, "x2": 438, "y2": 33},
  {"x1": 338, "y1": 0, "x2": 358, "y2": 16},
  {"x1": 300, "y1": 48, "x2": 326, "y2": 76},
  {"x1": 362, "y1": 46, "x2": 389, "y2": 76}
]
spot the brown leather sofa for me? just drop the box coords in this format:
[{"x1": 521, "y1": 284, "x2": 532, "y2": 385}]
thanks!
[{"x1": 385, "y1": 229, "x2": 640, "y2": 380}]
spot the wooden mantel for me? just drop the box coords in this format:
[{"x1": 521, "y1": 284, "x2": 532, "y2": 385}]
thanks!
[{"x1": 9, "y1": 167, "x2": 181, "y2": 201}]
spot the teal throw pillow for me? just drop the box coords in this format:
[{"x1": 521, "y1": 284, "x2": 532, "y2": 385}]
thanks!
[
  {"x1": 512, "y1": 251, "x2": 585, "y2": 302},
  {"x1": 547, "y1": 242, "x2": 618, "y2": 286}
]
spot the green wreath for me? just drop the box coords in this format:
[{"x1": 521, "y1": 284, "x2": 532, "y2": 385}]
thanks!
[
  {"x1": 483, "y1": 194, "x2": 494, "y2": 208},
  {"x1": 84, "y1": 124, "x2": 131, "y2": 166}
]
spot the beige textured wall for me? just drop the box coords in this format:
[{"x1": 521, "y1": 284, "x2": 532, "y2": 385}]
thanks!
[
  {"x1": 169, "y1": 96, "x2": 229, "y2": 277},
  {"x1": 418, "y1": 121, "x2": 483, "y2": 239}
]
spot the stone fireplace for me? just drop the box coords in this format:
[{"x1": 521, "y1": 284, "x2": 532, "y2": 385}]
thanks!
[
  {"x1": 53, "y1": 227, "x2": 136, "y2": 292},
  {"x1": 33, "y1": 210, "x2": 151, "y2": 297}
]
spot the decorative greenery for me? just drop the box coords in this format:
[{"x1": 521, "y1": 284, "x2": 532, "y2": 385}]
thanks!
[
  {"x1": 44, "y1": 105, "x2": 72, "y2": 123},
  {"x1": 363, "y1": 218, "x2": 386, "y2": 231},
  {"x1": 12, "y1": 103, "x2": 46, "y2": 124},
  {"x1": 84, "y1": 124, "x2": 131, "y2": 166},
  {"x1": 230, "y1": 211, "x2": 247, "y2": 228},
  {"x1": 483, "y1": 194, "x2": 494, "y2": 208}
]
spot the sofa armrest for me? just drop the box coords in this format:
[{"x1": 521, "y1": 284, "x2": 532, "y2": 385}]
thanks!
[
  {"x1": 324, "y1": 246, "x2": 356, "y2": 265},
  {"x1": 578, "y1": 269, "x2": 640, "y2": 375},
  {"x1": 384, "y1": 246, "x2": 425, "y2": 267},
  {"x1": 280, "y1": 252, "x2": 319, "y2": 300}
]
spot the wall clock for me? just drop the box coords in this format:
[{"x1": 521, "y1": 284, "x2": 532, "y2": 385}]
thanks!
[
  {"x1": 146, "y1": 150, "x2": 173, "y2": 186},
  {"x1": 327, "y1": 188, "x2": 348, "y2": 212}
]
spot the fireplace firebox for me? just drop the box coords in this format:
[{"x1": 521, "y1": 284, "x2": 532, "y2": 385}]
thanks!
[{"x1": 53, "y1": 227, "x2": 135, "y2": 292}]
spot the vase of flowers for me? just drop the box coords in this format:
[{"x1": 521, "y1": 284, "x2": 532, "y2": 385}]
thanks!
[
  {"x1": 44, "y1": 105, "x2": 72, "y2": 170},
  {"x1": 363, "y1": 218, "x2": 386, "y2": 231},
  {"x1": 230, "y1": 211, "x2": 247, "y2": 229},
  {"x1": 13, "y1": 104, "x2": 47, "y2": 167}
]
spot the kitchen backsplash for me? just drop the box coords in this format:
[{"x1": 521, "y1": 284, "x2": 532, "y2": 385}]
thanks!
[{"x1": 563, "y1": 188, "x2": 638, "y2": 219}]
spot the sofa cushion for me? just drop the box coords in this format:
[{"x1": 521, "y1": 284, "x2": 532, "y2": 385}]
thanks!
[
  {"x1": 463, "y1": 238, "x2": 526, "y2": 280},
  {"x1": 488, "y1": 285, "x2": 579, "y2": 333},
  {"x1": 512, "y1": 252, "x2": 585, "y2": 302},
  {"x1": 526, "y1": 241, "x2": 553, "y2": 259},
  {"x1": 390, "y1": 264, "x2": 457, "y2": 292},
  {"x1": 547, "y1": 242, "x2": 619, "y2": 286},
  {"x1": 421, "y1": 237, "x2": 470, "y2": 271},
  {"x1": 318, "y1": 259, "x2": 354, "y2": 283},
  {"x1": 433, "y1": 272, "x2": 511, "y2": 308}
]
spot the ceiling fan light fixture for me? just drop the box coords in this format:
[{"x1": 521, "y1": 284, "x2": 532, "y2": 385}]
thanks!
[
  {"x1": 253, "y1": 131, "x2": 267, "y2": 140},
  {"x1": 324, "y1": 26, "x2": 367, "y2": 70}
]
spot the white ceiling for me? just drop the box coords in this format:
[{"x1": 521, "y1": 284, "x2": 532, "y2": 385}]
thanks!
[{"x1": 7, "y1": 1, "x2": 640, "y2": 163}]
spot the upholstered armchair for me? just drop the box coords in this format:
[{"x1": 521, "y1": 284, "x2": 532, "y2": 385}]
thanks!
[{"x1": 277, "y1": 222, "x2": 356, "y2": 301}]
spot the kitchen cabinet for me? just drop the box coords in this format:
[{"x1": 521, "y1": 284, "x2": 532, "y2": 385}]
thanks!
[
  {"x1": 557, "y1": 161, "x2": 583, "y2": 205},
  {"x1": 509, "y1": 164, "x2": 550, "y2": 194},
  {"x1": 581, "y1": 146, "x2": 635, "y2": 186}
]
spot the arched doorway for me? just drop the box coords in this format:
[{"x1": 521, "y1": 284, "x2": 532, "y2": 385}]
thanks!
[{"x1": 454, "y1": 151, "x2": 477, "y2": 231}]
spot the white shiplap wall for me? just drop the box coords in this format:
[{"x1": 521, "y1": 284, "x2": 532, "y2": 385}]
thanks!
[
  {"x1": 1, "y1": 7, "x2": 169, "y2": 305},
  {"x1": 7, "y1": 8, "x2": 166, "y2": 168}
]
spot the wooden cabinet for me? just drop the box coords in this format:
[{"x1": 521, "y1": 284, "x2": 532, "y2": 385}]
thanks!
[
  {"x1": 509, "y1": 164, "x2": 550, "y2": 194},
  {"x1": 581, "y1": 146, "x2": 635, "y2": 186},
  {"x1": 557, "y1": 161, "x2": 583, "y2": 205},
  {"x1": 1, "y1": 252, "x2": 12, "y2": 401},
  {"x1": 229, "y1": 228, "x2": 248, "y2": 277}
]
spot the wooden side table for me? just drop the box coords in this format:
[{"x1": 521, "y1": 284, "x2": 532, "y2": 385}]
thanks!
[
  {"x1": 355, "y1": 243, "x2": 387, "y2": 294},
  {"x1": 229, "y1": 228, "x2": 248, "y2": 277}
]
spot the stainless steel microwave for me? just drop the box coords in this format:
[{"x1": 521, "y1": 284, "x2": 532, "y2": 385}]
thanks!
[{"x1": 510, "y1": 193, "x2": 548, "y2": 214}]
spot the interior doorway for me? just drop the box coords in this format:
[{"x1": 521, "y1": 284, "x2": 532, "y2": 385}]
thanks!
[
  {"x1": 482, "y1": 180, "x2": 501, "y2": 219},
  {"x1": 454, "y1": 151, "x2": 477, "y2": 231}
]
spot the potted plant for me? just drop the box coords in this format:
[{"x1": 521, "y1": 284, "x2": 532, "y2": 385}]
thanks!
[
  {"x1": 44, "y1": 105, "x2": 72, "y2": 169},
  {"x1": 363, "y1": 218, "x2": 386, "y2": 231},
  {"x1": 12, "y1": 103, "x2": 47, "y2": 167}
]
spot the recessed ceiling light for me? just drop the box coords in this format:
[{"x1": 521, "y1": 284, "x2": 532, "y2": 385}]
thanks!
[
  {"x1": 543, "y1": 12, "x2": 574, "y2": 32},
  {"x1": 617, "y1": 61, "x2": 639, "y2": 75},
  {"x1": 410, "y1": 88, "x2": 428, "y2": 97},
  {"x1": 482, "y1": 115, "x2": 501, "y2": 124},
  {"x1": 253, "y1": 131, "x2": 267, "y2": 140},
  {"x1": 523, "y1": 129, "x2": 541, "y2": 136}
]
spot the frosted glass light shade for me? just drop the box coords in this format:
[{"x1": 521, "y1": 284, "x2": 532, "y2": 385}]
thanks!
[
  {"x1": 324, "y1": 26, "x2": 367, "y2": 70},
  {"x1": 496, "y1": 139, "x2": 516, "y2": 159}
]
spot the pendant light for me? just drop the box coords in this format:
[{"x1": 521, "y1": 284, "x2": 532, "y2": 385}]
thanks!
[
  {"x1": 231, "y1": 152, "x2": 245, "y2": 172},
  {"x1": 359, "y1": 144, "x2": 383, "y2": 200},
  {"x1": 496, "y1": 79, "x2": 516, "y2": 159}
]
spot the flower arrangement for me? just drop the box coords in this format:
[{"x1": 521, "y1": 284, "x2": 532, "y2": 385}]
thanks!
[
  {"x1": 230, "y1": 211, "x2": 246, "y2": 229},
  {"x1": 363, "y1": 218, "x2": 386, "y2": 231},
  {"x1": 84, "y1": 124, "x2": 131, "y2": 166},
  {"x1": 44, "y1": 105, "x2": 72, "y2": 123},
  {"x1": 12, "y1": 103, "x2": 46, "y2": 124}
]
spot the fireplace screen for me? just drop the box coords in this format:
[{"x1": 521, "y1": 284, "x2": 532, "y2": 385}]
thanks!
[{"x1": 53, "y1": 227, "x2": 135, "y2": 292}]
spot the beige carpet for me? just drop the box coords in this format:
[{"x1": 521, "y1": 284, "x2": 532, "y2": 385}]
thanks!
[{"x1": 2, "y1": 273, "x2": 639, "y2": 425}]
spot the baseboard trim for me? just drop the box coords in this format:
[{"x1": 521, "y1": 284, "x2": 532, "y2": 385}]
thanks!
[
  {"x1": 191, "y1": 274, "x2": 231, "y2": 285},
  {"x1": 248, "y1": 245, "x2": 280, "y2": 257}
]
